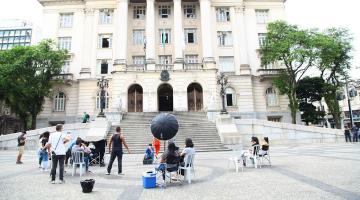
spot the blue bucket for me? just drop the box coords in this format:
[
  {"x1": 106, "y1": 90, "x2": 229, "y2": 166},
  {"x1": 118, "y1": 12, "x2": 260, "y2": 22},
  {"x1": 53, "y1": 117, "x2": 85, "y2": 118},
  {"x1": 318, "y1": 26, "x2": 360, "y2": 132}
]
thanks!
[{"x1": 142, "y1": 171, "x2": 156, "y2": 189}]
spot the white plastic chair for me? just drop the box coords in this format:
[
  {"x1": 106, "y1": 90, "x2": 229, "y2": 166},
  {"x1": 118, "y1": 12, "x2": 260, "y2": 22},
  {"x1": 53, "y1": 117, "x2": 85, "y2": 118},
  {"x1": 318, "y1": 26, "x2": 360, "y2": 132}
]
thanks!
[
  {"x1": 71, "y1": 151, "x2": 85, "y2": 177},
  {"x1": 178, "y1": 154, "x2": 195, "y2": 183},
  {"x1": 251, "y1": 145, "x2": 261, "y2": 168},
  {"x1": 228, "y1": 145, "x2": 244, "y2": 173},
  {"x1": 258, "y1": 148, "x2": 271, "y2": 168}
]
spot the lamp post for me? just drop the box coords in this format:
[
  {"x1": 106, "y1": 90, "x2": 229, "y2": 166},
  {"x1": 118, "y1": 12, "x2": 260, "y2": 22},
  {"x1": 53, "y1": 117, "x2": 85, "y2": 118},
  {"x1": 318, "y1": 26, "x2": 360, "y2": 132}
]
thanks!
[
  {"x1": 217, "y1": 72, "x2": 228, "y2": 114},
  {"x1": 97, "y1": 76, "x2": 109, "y2": 118},
  {"x1": 345, "y1": 78, "x2": 358, "y2": 127}
]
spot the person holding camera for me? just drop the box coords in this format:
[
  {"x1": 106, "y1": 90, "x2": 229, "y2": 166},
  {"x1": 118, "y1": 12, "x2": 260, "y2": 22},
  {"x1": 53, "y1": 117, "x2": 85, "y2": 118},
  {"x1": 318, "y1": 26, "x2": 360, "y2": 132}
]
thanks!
[{"x1": 43, "y1": 124, "x2": 69, "y2": 184}]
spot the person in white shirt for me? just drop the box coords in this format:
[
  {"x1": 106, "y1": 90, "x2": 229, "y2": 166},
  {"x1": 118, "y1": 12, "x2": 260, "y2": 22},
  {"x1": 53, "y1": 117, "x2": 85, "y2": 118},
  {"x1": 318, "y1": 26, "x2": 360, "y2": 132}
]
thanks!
[
  {"x1": 180, "y1": 138, "x2": 195, "y2": 176},
  {"x1": 43, "y1": 124, "x2": 69, "y2": 184}
]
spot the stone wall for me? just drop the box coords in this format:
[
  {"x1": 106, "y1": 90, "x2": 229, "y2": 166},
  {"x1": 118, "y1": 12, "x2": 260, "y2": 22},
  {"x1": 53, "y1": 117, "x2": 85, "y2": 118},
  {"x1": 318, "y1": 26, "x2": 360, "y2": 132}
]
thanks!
[{"x1": 234, "y1": 119, "x2": 343, "y2": 146}]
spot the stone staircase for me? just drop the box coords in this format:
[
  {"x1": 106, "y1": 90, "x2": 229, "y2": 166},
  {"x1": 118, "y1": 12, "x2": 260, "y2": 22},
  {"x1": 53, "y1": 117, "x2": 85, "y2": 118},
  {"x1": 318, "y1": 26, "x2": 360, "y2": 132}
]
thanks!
[{"x1": 106, "y1": 112, "x2": 229, "y2": 154}]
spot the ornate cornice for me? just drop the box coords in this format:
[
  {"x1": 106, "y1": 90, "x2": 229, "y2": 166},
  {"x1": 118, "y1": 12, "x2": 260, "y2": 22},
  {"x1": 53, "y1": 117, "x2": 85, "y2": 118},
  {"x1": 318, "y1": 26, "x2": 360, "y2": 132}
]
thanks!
[{"x1": 38, "y1": 0, "x2": 85, "y2": 6}]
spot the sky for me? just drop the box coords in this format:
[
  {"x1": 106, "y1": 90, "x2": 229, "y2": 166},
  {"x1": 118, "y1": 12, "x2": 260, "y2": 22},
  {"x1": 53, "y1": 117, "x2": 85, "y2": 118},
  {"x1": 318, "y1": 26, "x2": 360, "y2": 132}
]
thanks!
[{"x1": 0, "y1": 0, "x2": 359, "y2": 78}]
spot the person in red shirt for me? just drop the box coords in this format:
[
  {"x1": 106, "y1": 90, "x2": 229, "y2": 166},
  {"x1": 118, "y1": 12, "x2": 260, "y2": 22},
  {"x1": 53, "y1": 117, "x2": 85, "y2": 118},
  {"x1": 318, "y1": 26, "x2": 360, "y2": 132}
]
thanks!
[{"x1": 152, "y1": 137, "x2": 161, "y2": 158}]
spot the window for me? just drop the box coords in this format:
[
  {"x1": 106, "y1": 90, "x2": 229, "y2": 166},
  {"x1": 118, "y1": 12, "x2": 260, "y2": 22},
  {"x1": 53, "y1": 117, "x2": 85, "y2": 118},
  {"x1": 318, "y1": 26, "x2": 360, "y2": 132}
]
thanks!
[
  {"x1": 96, "y1": 91, "x2": 109, "y2": 109},
  {"x1": 184, "y1": 5, "x2": 196, "y2": 18},
  {"x1": 58, "y1": 37, "x2": 72, "y2": 50},
  {"x1": 99, "y1": 9, "x2": 113, "y2": 24},
  {"x1": 0, "y1": 28, "x2": 31, "y2": 50},
  {"x1": 266, "y1": 87, "x2": 278, "y2": 107},
  {"x1": 133, "y1": 6, "x2": 146, "y2": 19},
  {"x1": 225, "y1": 88, "x2": 236, "y2": 106},
  {"x1": 97, "y1": 60, "x2": 112, "y2": 75},
  {"x1": 184, "y1": 28, "x2": 196, "y2": 44},
  {"x1": 98, "y1": 34, "x2": 112, "y2": 48},
  {"x1": 267, "y1": 116, "x2": 281, "y2": 122},
  {"x1": 159, "y1": 55, "x2": 172, "y2": 64},
  {"x1": 133, "y1": 29, "x2": 145, "y2": 45},
  {"x1": 258, "y1": 33, "x2": 267, "y2": 47},
  {"x1": 255, "y1": 9, "x2": 269, "y2": 24},
  {"x1": 217, "y1": 31, "x2": 232, "y2": 46},
  {"x1": 159, "y1": 5, "x2": 171, "y2": 18},
  {"x1": 59, "y1": 13, "x2": 73, "y2": 28},
  {"x1": 219, "y1": 56, "x2": 234, "y2": 72},
  {"x1": 133, "y1": 56, "x2": 145, "y2": 65},
  {"x1": 216, "y1": 8, "x2": 230, "y2": 22},
  {"x1": 159, "y1": 29, "x2": 171, "y2": 44},
  {"x1": 185, "y1": 55, "x2": 198, "y2": 63},
  {"x1": 61, "y1": 61, "x2": 70, "y2": 73},
  {"x1": 54, "y1": 92, "x2": 66, "y2": 111}
]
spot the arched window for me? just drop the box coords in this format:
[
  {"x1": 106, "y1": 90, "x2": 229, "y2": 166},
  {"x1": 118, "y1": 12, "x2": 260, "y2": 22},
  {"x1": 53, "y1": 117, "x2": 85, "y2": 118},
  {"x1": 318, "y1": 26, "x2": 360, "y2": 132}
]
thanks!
[
  {"x1": 225, "y1": 87, "x2": 236, "y2": 106},
  {"x1": 266, "y1": 87, "x2": 278, "y2": 107},
  {"x1": 54, "y1": 92, "x2": 66, "y2": 111},
  {"x1": 96, "y1": 91, "x2": 109, "y2": 109}
]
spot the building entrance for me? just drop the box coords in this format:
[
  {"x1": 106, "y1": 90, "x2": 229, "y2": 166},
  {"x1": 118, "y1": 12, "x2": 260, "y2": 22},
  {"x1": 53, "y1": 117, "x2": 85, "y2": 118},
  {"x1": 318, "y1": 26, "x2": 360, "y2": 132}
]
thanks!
[
  {"x1": 128, "y1": 84, "x2": 143, "y2": 112},
  {"x1": 187, "y1": 83, "x2": 203, "y2": 111},
  {"x1": 158, "y1": 84, "x2": 173, "y2": 111}
]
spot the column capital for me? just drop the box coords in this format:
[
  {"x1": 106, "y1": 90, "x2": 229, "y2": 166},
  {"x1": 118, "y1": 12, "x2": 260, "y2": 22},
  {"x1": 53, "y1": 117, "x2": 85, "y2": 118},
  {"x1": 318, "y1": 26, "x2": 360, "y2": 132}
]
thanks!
[{"x1": 83, "y1": 8, "x2": 95, "y2": 15}]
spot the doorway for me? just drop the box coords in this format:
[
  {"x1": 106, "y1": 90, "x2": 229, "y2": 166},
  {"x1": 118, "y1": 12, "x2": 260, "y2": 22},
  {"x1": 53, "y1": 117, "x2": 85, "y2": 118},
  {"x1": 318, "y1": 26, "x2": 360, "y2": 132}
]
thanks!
[
  {"x1": 158, "y1": 84, "x2": 173, "y2": 111},
  {"x1": 128, "y1": 84, "x2": 143, "y2": 112},
  {"x1": 187, "y1": 83, "x2": 203, "y2": 111}
]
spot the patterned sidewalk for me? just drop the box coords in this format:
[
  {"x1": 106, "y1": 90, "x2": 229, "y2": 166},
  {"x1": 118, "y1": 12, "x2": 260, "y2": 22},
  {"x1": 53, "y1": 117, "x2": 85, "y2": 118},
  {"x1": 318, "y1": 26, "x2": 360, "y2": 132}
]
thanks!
[{"x1": 0, "y1": 143, "x2": 359, "y2": 200}]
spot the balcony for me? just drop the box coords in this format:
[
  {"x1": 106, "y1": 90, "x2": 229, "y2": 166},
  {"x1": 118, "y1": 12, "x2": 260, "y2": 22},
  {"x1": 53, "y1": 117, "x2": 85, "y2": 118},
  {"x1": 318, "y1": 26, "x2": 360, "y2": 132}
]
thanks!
[
  {"x1": 155, "y1": 64, "x2": 173, "y2": 71},
  {"x1": 257, "y1": 68, "x2": 285, "y2": 81},
  {"x1": 53, "y1": 73, "x2": 74, "y2": 81},
  {"x1": 52, "y1": 73, "x2": 74, "y2": 85},
  {"x1": 183, "y1": 63, "x2": 203, "y2": 71},
  {"x1": 126, "y1": 64, "x2": 146, "y2": 72}
]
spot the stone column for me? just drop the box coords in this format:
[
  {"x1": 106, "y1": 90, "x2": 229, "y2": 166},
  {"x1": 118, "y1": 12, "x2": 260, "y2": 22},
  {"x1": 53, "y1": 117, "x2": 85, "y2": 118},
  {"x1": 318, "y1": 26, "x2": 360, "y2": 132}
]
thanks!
[
  {"x1": 113, "y1": 0, "x2": 128, "y2": 71},
  {"x1": 238, "y1": 5, "x2": 251, "y2": 75},
  {"x1": 200, "y1": 0, "x2": 215, "y2": 69},
  {"x1": 173, "y1": 0, "x2": 184, "y2": 70},
  {"x1": 230, "y1": 7, "x2": 241, "y2": 75},
  {"x1": 146, "y1": 0, "x2": 156, "y2": 70},
  {"x1": 80, "y1": 8, "x2": 95, "y2": 79}
]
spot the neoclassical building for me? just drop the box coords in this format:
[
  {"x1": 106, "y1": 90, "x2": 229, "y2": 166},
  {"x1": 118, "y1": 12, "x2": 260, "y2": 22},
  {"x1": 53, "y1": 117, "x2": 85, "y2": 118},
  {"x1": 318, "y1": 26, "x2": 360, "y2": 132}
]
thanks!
[{"x1": 36, "y1": 0, "x2": 291, "y2": 127}]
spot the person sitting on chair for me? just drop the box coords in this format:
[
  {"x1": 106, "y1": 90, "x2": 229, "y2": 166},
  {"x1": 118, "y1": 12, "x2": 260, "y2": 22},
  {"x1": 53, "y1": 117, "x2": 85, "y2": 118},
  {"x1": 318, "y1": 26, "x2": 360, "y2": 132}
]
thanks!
[
  {"x1": 241, "y1": 136, "x2": 259, "y2": 166},
  {"x1": 71, "y1": 138, "x2": 91, "y2": 172},
  {"x1": 156, "y1": 142, "x2": 181, "y2": 184},
  {"x1": 258, "y1": 137, "x2": 269, "y2": 156},
  {"x1": 179, "y1": 138, "x2": 195, "y2": 175}
]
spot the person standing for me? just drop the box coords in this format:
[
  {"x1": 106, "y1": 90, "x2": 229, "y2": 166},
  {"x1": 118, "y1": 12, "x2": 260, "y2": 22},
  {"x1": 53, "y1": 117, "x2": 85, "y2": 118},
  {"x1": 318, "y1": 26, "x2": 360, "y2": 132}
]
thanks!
[
  {"x1": 106, "y1": 127, "x2": 130, "y2": 175},
  {"x1": 351, "y1": 125, "x2": 358, "y2": 142},
  {"x1": 43, "y1": 124, "x2": 69, "y2": 184},
  {"x1": 152, "y1": 137, "x2": 161, "y2": 158},
  {"x1": 16, "y1": 131, "x2": 26, "y2": 164},
  {"x1": 344, "y1": 125, "x2": 351, "y2": 142}
]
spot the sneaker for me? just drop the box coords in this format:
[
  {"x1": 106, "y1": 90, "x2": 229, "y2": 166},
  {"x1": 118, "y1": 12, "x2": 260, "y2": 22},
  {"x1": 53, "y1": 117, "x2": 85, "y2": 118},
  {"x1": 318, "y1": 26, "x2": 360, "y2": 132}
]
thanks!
[
  {"x1": 117, "y1": 173, "x2": 124, "y2": 176},
  {"x1": 16, "y1": 161, "x2": 22, "y2": 164},
  {"x1": 50, "y1": 180, "x2": 55, "y2": 184},
  {"x1": 105, "y1": 172, "x2": 110, "y2": 175},
  {"x1": 59, "y1": 180, "x2": 65, "y2": 184}
]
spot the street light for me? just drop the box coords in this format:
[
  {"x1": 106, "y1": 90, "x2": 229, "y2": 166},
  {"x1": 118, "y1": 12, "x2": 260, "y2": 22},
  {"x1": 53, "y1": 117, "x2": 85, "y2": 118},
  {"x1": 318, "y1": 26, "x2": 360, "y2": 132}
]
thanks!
[
  {"x1": 345, "y1": 78, "x2": 358, "y2": 126},
  {"x1": 97, "y1": 76, "x2": 109, "y2": 118},
  {"x1": 217, "y1": 72, "x2": 228, "y2": 114}
]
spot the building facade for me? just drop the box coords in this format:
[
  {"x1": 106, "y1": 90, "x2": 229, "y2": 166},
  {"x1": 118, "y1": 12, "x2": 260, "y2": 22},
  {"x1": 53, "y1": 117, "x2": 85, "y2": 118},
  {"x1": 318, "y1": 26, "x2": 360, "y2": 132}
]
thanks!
[{"x1": 36, "y1": 0, "x2": 293, "y2": 127}]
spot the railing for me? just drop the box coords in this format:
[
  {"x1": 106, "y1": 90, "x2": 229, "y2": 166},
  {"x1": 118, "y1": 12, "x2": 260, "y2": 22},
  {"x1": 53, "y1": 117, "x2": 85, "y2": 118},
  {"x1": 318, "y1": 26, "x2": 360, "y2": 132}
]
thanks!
[
  {"x1": 126, "y1": 64, "x2": 146, "y2": 71},
  {"x1": 183, "y1": 63, "x2": 203, "y2": 70},
  {"x1": 257, "y1": 68, "x2": 285, "y2": 78},
  {"x1": 155, "y1": 64, "x2": 174, "y2": 71},
  {"x1": 53, "y1": 73, "x2": 74, "y2": 81}
]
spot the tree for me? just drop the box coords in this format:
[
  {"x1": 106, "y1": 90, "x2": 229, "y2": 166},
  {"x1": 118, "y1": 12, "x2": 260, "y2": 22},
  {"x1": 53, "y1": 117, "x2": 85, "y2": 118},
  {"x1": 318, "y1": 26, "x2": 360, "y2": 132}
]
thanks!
[
  {"x1": 0, "y1": 40, "x2": 68, "y2": 129},
  {"x1": 315, "y1": 28, "x2": 352, "y2": 129},
  {"x1": 296, "y1": 77, "x2": 326, "y2": 125},
  {"x1": 260, "y1": 21, "x2": 319, "y2": 124}
]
